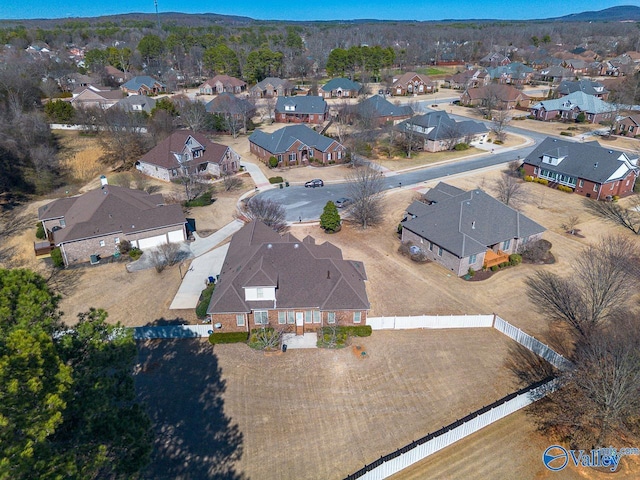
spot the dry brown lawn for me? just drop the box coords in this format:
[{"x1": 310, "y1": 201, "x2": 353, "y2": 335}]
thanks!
[{"x1": 136, "y1": 329, "x2": 518, "y2": 480}]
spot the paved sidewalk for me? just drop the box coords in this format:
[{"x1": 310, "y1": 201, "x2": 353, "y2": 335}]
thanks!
[
  {"x1": 282, "y1": 333, "x2": 318, "y2": 349},
  {"x1": 241, "y1": 160, "x2": 271, "y2": 190},
  {"x1": 169, "y1": 243, "x2": 230, "y2": 309},
  {"x1": 189, "y1": 219, "x2": 243, "y2": 258}
]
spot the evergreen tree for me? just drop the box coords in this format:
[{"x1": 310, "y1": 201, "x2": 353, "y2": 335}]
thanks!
[{"x1": 320, "y1": 201, "x2": 341, "y2": 233}]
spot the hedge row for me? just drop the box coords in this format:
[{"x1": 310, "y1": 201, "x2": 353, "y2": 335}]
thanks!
[
  {"x1": 341, "y1": 325, "x2": 372, "y2": 337},
  {"x1": 208, "y1": 332, "x2": 249, "y2": 344}
]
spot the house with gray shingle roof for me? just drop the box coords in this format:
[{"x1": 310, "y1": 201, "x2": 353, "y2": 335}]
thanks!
[
  {"x1": 249, "y1": 124, "x2": 346, "y2": 166},
  {"x1": 135, "y1": 130, "x2": 240, "y2": 181},
  {"x1": 401, "y1": 182, "x2": 545, "y2": 276},
  {"x1": 486, "y1": 62, "x2": 534, "y2": 85},
  {"x1": 556, "y1": 79, "x2": 609, "y2": 100},
  {"x1": 319, "y1": 78, "x2": 361, "y2": 98},
  {"x1": 206, "y1": 221, "x2": 369, "y2": 334},
  {"x1": 121, "y1": 76, "x2": 166, "y2": 95},
  {"x1": 529, "y1": 91, "x2": 616, "y2": 123},
  {"x1": 249, "y1": 77, "x2": 293, "y2": 98},
  {"x1": 522, "y1": 137, "x2": 639, "y2": 199},
  {"x1": 199, "y1": 75, "x2": 246, "y2": 95},
  {"x1": 274, "y1": 96, "x2": 329, "y2": 124},
  {"x1": 113, "y1": 94, "x2": 156, "y2": 114},
  {"x1": 70, "y1": 85, "x2": 124, "y2": 109},
  {"x1": 37, "y1": 181, "x2": 186, "y2": 266},
  {"x1": 355, "y1": 94, "x2": 413, "y2": 126},
  {"x1": 396, "y1": 111, "x2": 488, "y2": 152}
]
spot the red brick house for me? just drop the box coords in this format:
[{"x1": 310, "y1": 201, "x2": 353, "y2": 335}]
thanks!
[
  {"x1": 529, "y1": 91, "x2": 616, "y2": 124},
  {"x1": 198, "y1": 75, "x2": 246, "y2": 95},
  {"x1": 522, "y1": 137, "x2": 639, "y2": 199},
  {"x1": 37, "y1": 179, "x2": 186, "y2": 266},
  {"x1": 274, "y1": 96, "x2": 329, "y2": 124},
  {"x1": 391, "y1": 72, "x2": 436, "y2": 96},
  {"x1": 206, "y1": 221, "x2": 369, "y2": 334},
  {"x1": 614, "y1": 114, "x2": 640, "y2": 137},
  {"x1": 249, "y1": 124, "x2": 346, "y2": 166},
  {"x1": 460, "y1": 84, "x2": 531, "y2": 109}
]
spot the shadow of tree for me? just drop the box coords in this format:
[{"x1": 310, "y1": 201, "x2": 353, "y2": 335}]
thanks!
[
  {"x1": 135, "y1": 339, "x2": 246, "y2": 480},
  {"x1": 142, "y1": 317, "x2": 190, "y2": 327}
]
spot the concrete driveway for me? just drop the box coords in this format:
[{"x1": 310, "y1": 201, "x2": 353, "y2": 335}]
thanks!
[
  {"x1": 189, "y1": 219, "x2": 243, "y2": 258},
  {"x1": 169, "y1": 243, "x2": 230, "y2": 310}
]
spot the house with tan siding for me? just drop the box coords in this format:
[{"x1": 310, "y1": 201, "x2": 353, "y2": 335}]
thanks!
[{"x1": 400, "y1": 183, "x2": 545, "y2": 276}]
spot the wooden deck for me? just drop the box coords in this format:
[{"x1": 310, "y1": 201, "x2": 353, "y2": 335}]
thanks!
[{"x1": 483, "y1": 249, "x2": 509, "y2": 269}]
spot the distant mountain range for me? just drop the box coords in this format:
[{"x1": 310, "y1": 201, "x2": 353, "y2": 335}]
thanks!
[
  {"x1": 547, "y1": 5, "x2": 640, "y2": 22},
  {"x1": 1, "y1": 5, "x2": 639, "y2": 26}
]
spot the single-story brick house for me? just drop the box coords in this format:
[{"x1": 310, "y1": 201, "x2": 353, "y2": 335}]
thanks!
[
  {"x1": 443, "y1": 69, "x2": 489, "y2": 90},
  {"x1": 401, "y1": 182, "x2": 545, "y2": 276},
  {"x1": 199, "y1": 75, "x2": 247, "y2": 95},
  {"x1": 522, "y1": 137, "x2": 639, "y2": 199},
  {"x1": 355, "y1": 94, "x2": 414, "y2": 126},
  {"x1": 319, "y1": 78, "x2": 361, "y2": 98},
  {"x1": 391, "y1": 72, "x2": 436, "y2": 96},
  {"x1": 249, "y1": 124, "x2": 346, "y2": 166},
  {"x1": 460, "y1": 84, "x2": 531, "y2": 109},
  {"x1": 396, "y1": 111, "x2": 488, "y2": 152},
  {"x1": 249, "y1": 77, "x2": 293, "y2": 98},
  {"x1": 136, "y1": 130, "x2": 240, "y2": 181},
  {"x1": 121, "y1": 76, "x2": 166, "y2": 95},
  {"x1": 38, "y1": 179, "x2": 186, "y2": 266},
  {"x1": 204, "y1": 92, "x2": 256, "y2": 118},
  {"x1": 206, "y1": 221, "x2": 370, "y2": 334},
  {"x1": 529, "y1": 91, "x2": 616, "y2": 123},
  {"x1": 70, "y1": 85, "x2": 124, "y2": 109},
  {"x1": 274, "y1": 96, "x2": 329, "y2": 124}
]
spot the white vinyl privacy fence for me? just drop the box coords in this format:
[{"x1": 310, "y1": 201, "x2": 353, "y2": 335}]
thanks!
[
  {"x1": 367, "y1": 314, "x2": 494, "y2": 330},
  {"x1": 494, "y1": 316, "x2": 574, "y2": 371},
  {"x1": 349, "y1": 313, "x2": 572, "y2": 480},
  {"x1": 344, "y1": 377, "x2": 560, "y2": 480}
]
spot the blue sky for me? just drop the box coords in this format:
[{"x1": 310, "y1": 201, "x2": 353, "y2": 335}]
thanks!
[{"x1": 0, "y1": 0, "x2": 632, "y2": 21}]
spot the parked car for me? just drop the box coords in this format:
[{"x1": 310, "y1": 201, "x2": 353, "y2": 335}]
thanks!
[
  {"x1": 305, "y1": 179, "x2": 324, "y2": 188},
  {"x1": 335, "y1": 197, "x2": 351, "y2": 208}
]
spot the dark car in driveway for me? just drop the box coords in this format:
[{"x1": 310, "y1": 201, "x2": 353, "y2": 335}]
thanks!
[
  {"x1": 335, "y1": 197, "x2": 351, "y2": 208},
  {"x1": 305, "y1": 179, "x2": 324, "y2": 188}
]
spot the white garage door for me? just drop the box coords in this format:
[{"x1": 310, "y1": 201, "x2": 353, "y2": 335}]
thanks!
[
  {"x1": 137, "y1": 234, "x2": 167, "y2": 249},
  {"x1": 167, "y1": 229, "x2": 185, "y2": 242}
]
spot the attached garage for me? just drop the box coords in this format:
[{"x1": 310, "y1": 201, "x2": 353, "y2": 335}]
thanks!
[
  {"x1": 136, "y1": 235, "x2": 169, "y2": 249},
  {"x1": 167, "y1": 229, "x2": 186, "y2": 243}
]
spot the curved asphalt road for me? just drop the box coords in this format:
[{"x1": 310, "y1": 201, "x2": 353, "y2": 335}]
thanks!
[{"x1": 258, "y1": 123, "x2": 551, "y2": 222}]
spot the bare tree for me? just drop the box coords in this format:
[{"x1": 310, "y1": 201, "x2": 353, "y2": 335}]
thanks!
[
  {"x1": 244, "y1": 197, "x2": 287, "y2": 233},
  {"x1": 175, "y1": 97, "x2": 208, "y2": 132},
  {"x1": 525, "y1": 235, "x2": 639, "y2": 339},
  {"x1": 490, "y1": 108, "x2": 510, "y2": 142},
  {"x1": 493, "y1": 173, "x2": 526, "y2": 208},
  {"x1": 222, "y1": 173, "x2": 243, "y2": 192},
  {"x1": 560, "y1": 215, "x2": 580, "y2": 235},
  {"x1": 345, "y1": 166, "x2": 386, "y2": 229},
  {"x1": 263, "y1": 97, "x2": 277, "y2": 124},
  {"x1": 585, "y1": 197, "x2": 640, "y2": 235},
  {"x1": 149, "y1": 242, "x2": 184, "y2": 273}
]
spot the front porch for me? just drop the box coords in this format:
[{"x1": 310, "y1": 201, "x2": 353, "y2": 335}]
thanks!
[{"x1": 483, "y1": 249, "x2": 510, "y2": 269}]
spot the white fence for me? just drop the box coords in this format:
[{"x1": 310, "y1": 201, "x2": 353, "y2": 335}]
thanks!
[
  {"x1": 494, "y1": 316, "x2": 574, "y2": 371},
  {"x1": 347, "y1": 378, "x2": 559, "y2": 480},
  {"x1": 367, "y1": 314, "x2": 494, "y2": 330},
  {"x1": 133, "y1": 324, "x2": 212, "y2": 339}
]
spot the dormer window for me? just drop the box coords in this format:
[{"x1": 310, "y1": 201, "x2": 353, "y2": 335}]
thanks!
[
  {"x1": 284, "y1": 104, "x2": 295, "y2": 111},
  {"x1": 542, "y1": 154, "x2": 565, "y2": 166},
  {"x1": 193, "y1": 149, "x2": 202, "y2": 158}
]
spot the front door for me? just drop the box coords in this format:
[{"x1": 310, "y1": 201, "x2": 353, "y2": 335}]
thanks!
[{"x1": 295, "y1": 312, "x2": 304, "y2": 335}]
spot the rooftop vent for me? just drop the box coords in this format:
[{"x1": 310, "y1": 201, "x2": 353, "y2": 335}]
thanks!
[
  {"x1": 471, "y1": 221, "x2": 476, "y2": 229},
  {"x1": 294, "y1": 244, "x2": 299, "y2": 249},
  {"x1": 267, "y1": 244, "x2": 272, "y2": 249}
]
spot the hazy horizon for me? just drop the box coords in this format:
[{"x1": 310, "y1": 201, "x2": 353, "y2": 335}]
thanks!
[{"x1": 0, "y1": 0, "x2": 633, "y2": 22}]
